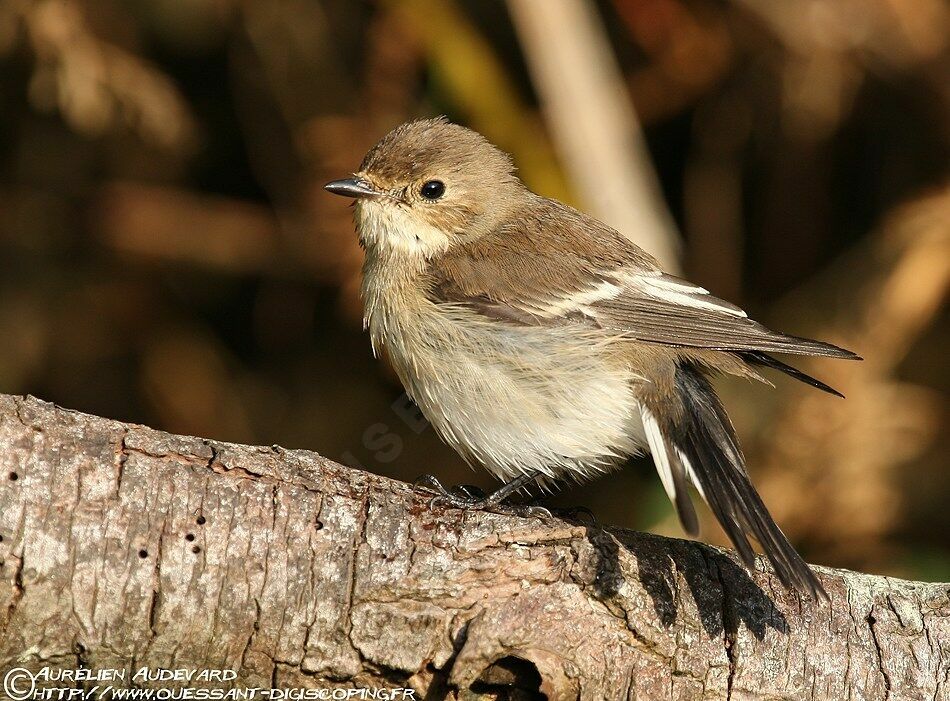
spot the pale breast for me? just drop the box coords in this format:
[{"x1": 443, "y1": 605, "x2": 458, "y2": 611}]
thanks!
[{"x1": 364, "y1": 284, "x2": 648, "y2": 484}]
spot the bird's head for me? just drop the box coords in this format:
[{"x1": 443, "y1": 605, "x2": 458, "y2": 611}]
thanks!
[{"x1": 325, "y1": 118, "x2": 527, "y2": 258}]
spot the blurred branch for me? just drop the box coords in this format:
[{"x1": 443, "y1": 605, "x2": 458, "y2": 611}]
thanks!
[
  {"x1": 95, "y1": 182, "x2": 282, "y2": 275},
  {"x1": 508, "y1": 0, "x2": 682, "y2": 270},
  {"x1": 17, "y1": 0, "x2": 195, "y2": 149}
]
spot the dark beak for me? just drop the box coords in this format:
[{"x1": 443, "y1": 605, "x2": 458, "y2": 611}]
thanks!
[{"x1": 324, "y1": 177, "x2": 382, "y2": 199}]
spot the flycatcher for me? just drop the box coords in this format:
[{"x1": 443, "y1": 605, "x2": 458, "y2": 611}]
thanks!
[{"x1": 326, "y1": 117, "x2": 859, "y2": 599}]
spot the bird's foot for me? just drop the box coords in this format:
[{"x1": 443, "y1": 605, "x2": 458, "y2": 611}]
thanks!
[{"x1": 412, "y1": 473, "x2": 551, "y2": 518}]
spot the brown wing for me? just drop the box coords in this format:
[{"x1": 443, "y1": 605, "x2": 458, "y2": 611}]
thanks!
[
  {"x1": 589, "y1": 275, "x2": 858, "y2": 357},
  {"x1": 427, "y1": 198, "x2": 859, "y2": 360}
]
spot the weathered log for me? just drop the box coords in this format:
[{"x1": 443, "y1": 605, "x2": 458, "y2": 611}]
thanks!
[{"x1": 0, "y1": 394, "x2": 946, "y2": 700}]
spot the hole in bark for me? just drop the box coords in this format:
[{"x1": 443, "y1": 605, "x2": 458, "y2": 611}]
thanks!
[
  {"x1": 8, "y1": 472, "x2": 18, "y2": 481},
  {"x1": 185, "y1": 533, "x2": 195, "y2": 542},
  {"x1": 0, "y1": 534, "x2": 4, "y2": 542},
  {"x1": 471, "y1": 656, "x2": 544, "y2": 699},
  {"x1": 191, "y1": 545, "x2": 201, "y2": 554},
  {"x1": 315, "y1": 520, "x2": 324, "y2": 531},
  {"x1": 138, "y1": 549, "x2": 148, "y2": 559},
  {"x1": 196, "y1": 516, "x2": 206, "y2": 525},
  {"x1": 0, "y1": 559, "x2": 4, "y2": 568}
]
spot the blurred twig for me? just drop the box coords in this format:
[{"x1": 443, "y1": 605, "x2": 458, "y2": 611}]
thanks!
[
  {"x1": 17, "y1": 0, "x2": 195, "y2": 149},
  {"x1": 508, "y1": 0, "x2": 682, "y2": 269},
  {"x1": 95, "y1": 182, "x2": 282, "y2": 275}
]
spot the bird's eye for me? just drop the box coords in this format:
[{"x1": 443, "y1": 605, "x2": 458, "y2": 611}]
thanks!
[{"x1": 420, "y1": 180, "x2": 445, "y2": 200}]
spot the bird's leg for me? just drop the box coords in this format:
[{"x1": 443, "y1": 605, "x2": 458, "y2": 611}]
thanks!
[
  {"x1": 412, "y1": 474, "x2": 482, "y2": 501},
  {"x1": 412, "y1": 471, "x2": 549, "y2": 516}
]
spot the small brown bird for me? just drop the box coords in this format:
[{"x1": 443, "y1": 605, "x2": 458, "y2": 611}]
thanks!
[{"x1": 326, "y1": 117, "x2": 859, "y2": 598}]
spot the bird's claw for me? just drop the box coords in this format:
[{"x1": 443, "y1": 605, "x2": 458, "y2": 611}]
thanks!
[
  {"x1": 412, "y1": 473, "x2": 596, "y2": 523},
  {"x1": 412, "y1": 473, "x2": 450, "y2": 495},
  {"x1": 412, "y1": 472, "x2": 551, "y2": 519}
]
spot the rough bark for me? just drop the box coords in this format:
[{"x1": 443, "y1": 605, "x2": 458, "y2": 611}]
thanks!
[{"x1": 0, "y1": 394, "x2": 947, "y2": 700}]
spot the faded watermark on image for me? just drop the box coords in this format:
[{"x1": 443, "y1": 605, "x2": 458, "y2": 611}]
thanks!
[{"x1": 339, "y1": 392, "x2": 429, "y2": 472}]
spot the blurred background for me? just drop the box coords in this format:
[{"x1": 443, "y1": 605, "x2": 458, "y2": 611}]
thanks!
[{"x1": 0, "y1": 0, "x2": 946, "y2": 581}]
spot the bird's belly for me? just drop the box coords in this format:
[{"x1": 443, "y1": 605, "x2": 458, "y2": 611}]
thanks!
[{"x1": 376, "y1": 305, "x2": 647, "y2": 483}]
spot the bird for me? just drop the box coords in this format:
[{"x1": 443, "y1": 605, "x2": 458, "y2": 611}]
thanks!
[{"x1": 325, "y1": 117, "x2": 859, "y2": 599}]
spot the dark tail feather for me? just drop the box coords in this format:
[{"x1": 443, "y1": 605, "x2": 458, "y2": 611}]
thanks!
[
  {"x1": 669, "y1": 364, "x2": 827, "y2": 600},
  {"x1": 766, "y1": 334, "x2": 861, "y2": 361},
  {"x1": 743, "y1": 351, "x2": 845, "y2": 398}
]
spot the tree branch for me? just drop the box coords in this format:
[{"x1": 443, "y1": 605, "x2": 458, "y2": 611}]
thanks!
[{"x1": 0, "y1": 394, "x2": 946, "y2": 699}]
